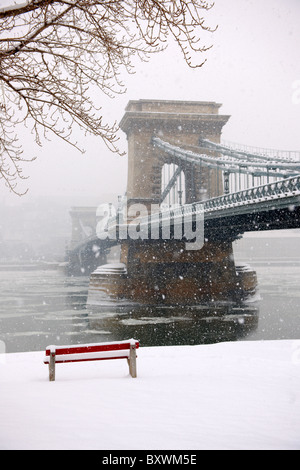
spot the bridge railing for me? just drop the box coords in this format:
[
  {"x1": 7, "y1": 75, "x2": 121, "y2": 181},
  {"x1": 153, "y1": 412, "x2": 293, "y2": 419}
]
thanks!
[
  {"x1": 203, "y1": 175, "x2": 300, "y2": 211},
  {"x1": 101, "y1": 176, "x2": 300, "y2": 240}
]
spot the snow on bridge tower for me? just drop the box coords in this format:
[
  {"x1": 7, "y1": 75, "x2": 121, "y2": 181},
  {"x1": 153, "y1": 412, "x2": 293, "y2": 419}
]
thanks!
[{"x1": 119, "y1": 100, "x2": 230, "y2": 208}]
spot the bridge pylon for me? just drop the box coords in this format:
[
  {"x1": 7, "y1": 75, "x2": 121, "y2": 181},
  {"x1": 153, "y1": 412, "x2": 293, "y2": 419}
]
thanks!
[
  {"x1": 88, "y1": 100, "x2": 257, "y2": 305},
  {"x1": 120, "y1": 99, "x2": 230, "y2": 206}
]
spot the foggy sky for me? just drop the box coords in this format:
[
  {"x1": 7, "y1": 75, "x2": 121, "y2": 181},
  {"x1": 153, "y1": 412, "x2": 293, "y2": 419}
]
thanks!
[{"x1": 1, "y1": 0, "x2": 300, "y2": 206}]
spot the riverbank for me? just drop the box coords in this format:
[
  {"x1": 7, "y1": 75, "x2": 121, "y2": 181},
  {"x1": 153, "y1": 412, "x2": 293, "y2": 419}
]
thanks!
[{"x1": 0, "y1": 339, "x2": 299, "y2": 450}]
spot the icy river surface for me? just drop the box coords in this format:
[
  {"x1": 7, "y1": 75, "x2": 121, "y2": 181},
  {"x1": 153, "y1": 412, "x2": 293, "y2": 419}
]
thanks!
[{"x1": 0, "y1": 264, "x2": 300, "y2": 353}]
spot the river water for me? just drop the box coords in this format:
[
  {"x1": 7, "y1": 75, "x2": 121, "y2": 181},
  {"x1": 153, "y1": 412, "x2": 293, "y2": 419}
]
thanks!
[{"x1": 0, "y1": 263, "x2": 300, "y2": 353}]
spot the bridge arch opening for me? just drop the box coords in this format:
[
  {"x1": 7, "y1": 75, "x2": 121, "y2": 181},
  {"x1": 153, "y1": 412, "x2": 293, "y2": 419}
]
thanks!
[{"x1": 161, "y1": 163, "x2": 186, "y2": 207}]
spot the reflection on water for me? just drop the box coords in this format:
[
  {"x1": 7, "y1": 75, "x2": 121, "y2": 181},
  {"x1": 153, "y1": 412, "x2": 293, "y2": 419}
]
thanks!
[
  {"x1": 88, "y1": 303, "x2": 259, "y2": 347},
  {"x1": 0, "y1": 264, "x2": 300, "y2": 353}
]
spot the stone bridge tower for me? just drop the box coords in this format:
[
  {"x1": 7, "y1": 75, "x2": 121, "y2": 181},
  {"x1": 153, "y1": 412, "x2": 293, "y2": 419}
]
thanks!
[
  {"x1": 119, "y1": 100, "x2": 230, "y2": 207},
  {"x1": 88, "y1": 100, "x2": 257, "y2": 305}
]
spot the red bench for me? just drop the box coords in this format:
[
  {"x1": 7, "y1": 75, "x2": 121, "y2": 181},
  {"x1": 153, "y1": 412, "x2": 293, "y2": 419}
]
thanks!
[{"x1": 44, "y1": 339, "x2": 139, "y2": 381}]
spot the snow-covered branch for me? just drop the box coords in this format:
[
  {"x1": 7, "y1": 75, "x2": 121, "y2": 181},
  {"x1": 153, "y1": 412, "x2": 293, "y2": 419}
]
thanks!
[{"x1": 0, "y1": 0, "x2": 48, "y2": 17}]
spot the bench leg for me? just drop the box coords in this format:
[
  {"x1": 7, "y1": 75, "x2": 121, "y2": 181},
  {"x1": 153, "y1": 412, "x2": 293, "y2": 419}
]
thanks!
[
  {"x1": 49, "y1": 351, "x2": 56, "y2": 382},
  {"x1": 129, "y1": 343, "x2": 137, "y2": 378}
]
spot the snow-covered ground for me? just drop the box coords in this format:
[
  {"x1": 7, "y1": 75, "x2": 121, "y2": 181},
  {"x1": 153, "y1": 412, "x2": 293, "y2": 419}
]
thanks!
[{"x1": 0, "y1": 340, "x2": 300, "y2": 450}]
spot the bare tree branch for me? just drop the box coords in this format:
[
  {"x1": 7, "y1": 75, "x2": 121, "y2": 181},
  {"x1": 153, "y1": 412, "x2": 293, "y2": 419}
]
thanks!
[{"x1": 0, "y1": 0, "x2": 216, "y2": 195}]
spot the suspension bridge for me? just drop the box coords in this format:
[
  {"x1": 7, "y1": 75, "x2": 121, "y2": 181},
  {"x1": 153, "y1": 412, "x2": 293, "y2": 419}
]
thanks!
[{"x1": 65, "y1": 100, "x2": 300, "y2": 305}]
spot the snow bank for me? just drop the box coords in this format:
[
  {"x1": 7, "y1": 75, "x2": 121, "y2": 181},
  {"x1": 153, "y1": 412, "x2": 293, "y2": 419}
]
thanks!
[{"x1": 0, "y1": 340, "x2": 299, "y2": 450}]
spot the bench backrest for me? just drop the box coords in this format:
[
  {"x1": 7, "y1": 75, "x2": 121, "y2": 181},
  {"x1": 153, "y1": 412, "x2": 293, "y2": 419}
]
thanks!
[{"x1": 44, "y1": 339, "x2": 139, "y2": 364}]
